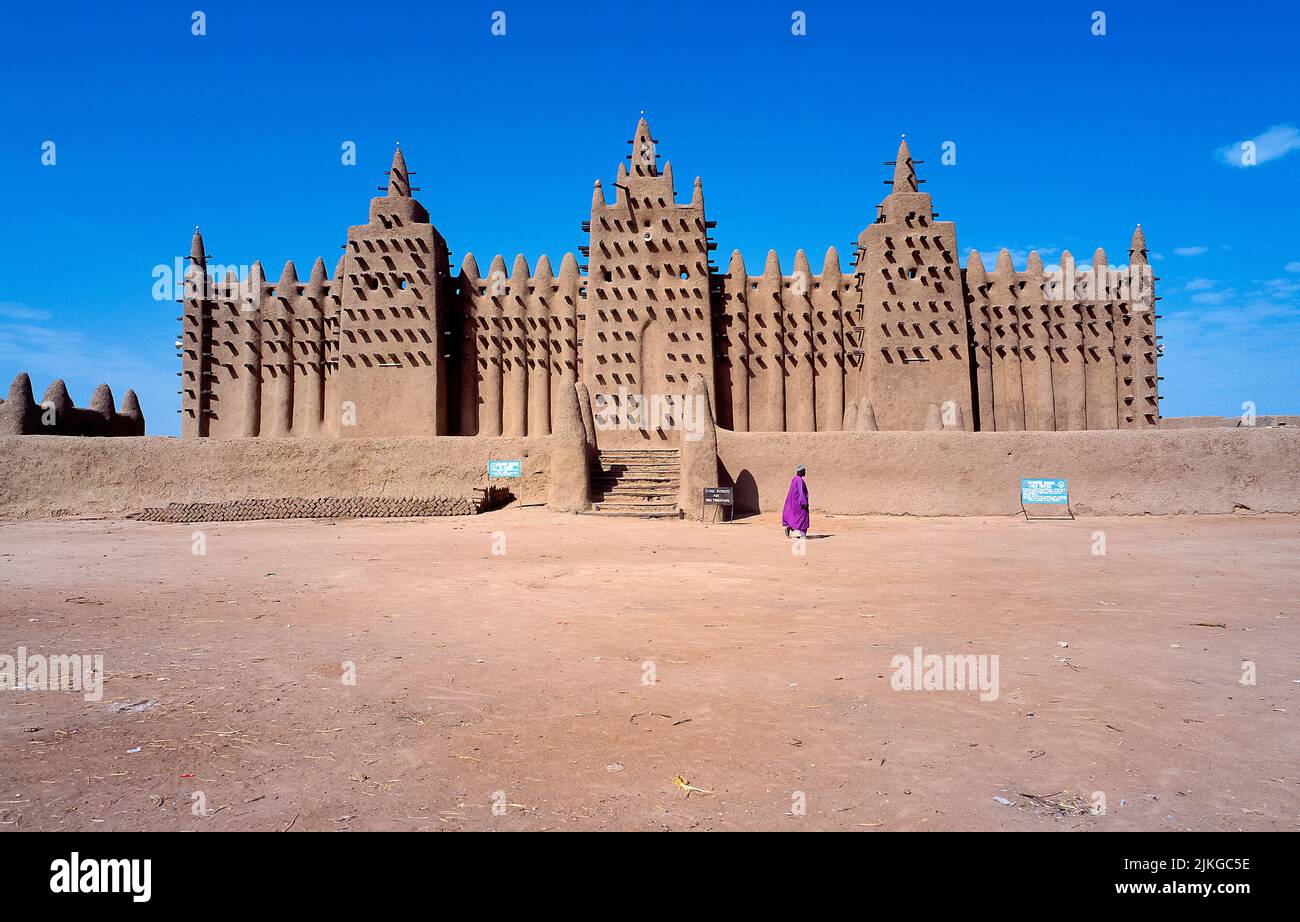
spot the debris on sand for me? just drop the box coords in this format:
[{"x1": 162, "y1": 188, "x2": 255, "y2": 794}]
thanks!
[
  {"x1": 672, "y1": 775, "x2": 712, "y2": 797},
  {"x1": 1017, "y1": 791, "x2": 1092, "y2": 817}
]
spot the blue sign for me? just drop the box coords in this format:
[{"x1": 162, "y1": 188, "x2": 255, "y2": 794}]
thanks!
[
  {"x1": 488, "y1": 460, "x2": 522, "y2": 479},
  {"x1": 1021, "y1": 478, "x2": 1068, "y2": 505}
]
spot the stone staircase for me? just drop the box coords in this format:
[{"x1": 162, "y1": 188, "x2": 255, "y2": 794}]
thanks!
[{"x1": 584, "y1": 448, "x2": 681, "y2": 518}]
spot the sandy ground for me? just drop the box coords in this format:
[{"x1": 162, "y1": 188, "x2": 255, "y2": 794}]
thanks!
[{"x1": 0, "y1": 509, "x2": 1296, "y2": 832}]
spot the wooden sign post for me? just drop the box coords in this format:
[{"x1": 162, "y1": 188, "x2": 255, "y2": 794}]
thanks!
[{"x1": 702, "y1": 486, "x2": 734, "y2": 525}]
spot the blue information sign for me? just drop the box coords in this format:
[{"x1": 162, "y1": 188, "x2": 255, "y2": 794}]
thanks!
[
  {"x1": 1020, "y1": 478, "x2": 1068, "y2": 504},
  {"x1": 488, "y1": 460, "x2": 522, "y2": 479}
]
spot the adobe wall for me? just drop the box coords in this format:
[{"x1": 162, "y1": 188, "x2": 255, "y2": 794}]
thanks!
[
  {"x1": 717, "y1": 428, "x2": 1300, "y2": 516},
  {"x1": 3, "y1": 428, "x2": 1294, "y2": 520},
  {"x1": 0, "y1": 436, "x2": 549, "y2": 520}
]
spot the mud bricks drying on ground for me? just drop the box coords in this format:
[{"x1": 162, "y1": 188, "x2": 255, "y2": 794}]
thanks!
[{"x1": 132, "y1": 495, "x2": 481, "y2": 523}]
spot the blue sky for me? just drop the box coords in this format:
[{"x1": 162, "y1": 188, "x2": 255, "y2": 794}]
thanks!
[{"x1": 1, "y1": 0, "x2": 1296, "y2": 435}]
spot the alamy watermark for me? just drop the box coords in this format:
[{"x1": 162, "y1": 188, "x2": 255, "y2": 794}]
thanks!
[
  {"x1": 592, "y1": 387, "x2": 708, "y2": 441},
  {"x1": 1, "y1": 647, "x2": 104, "y2": 701},
  {"x1": 890, "y1": 646, "x2": 999, "y2": 702}
]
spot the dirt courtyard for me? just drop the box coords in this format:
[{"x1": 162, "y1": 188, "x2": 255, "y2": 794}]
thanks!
[{"x1": 0, "y1": 509, "x2": 1295, "y2": 831}]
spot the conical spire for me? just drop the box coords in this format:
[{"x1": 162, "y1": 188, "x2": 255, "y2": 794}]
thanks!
[
  {"x1": 89, "y1": 383, "x2": 115, "y2": 416},
  {"x1": 691, "y1": 176, "x2": 703, "y2": 206},
  {"x1": 190, "y1": 226, "x2": 206, "y2": 264},
  {"x1": 119, "y1": 389, "x2": 145, "y2": 435},
  {"x1": 630, "y1": 115, "x2": 657, "y2": 176},
  {"x1": 822, "y1": 246, "x2": 842, "y2": 277},
  {"x1": 488, "y1": 254, "x2": 508, "y2": 288},
  {"x1": 993, "y1": 248, "x2": 1016, "y2": 277},
  {"x1": 7, "y1": 372, "x2": 33, "y2": 404},
  {"x1": 591, "y1": 179, "x2": 605, "y2": 211},
  {"x1": 534, "y1": 254, "x2": 554, "y2": 283},
  {"x1": 247, "y1": 260, "x2": 266, "y2": 311},
  {"x1": 1025, "y1": 250, "x2": 1045, "y2": 277},
  {"x1": 891, "y1": 136, "x2": 917, "y2": 193},
  {"x1": 120, "y1": 389, "x2": 142, "y2": 416},
  {"x1": 42, "y1": 378, "x2": 72, "y2": 409},
  {"x1": 763, "y1": 249, "x2": 782, "y2": 278},
  {"x1": 558, "y1": 252, "x2": 580, "y2": 283},
  {"x1": 388, "y1": 144, "x2": 411, "y2": 197},
  {"x1": 461, "y1": 253, "x2": 481, "y2": 279},
  {"x1": 727, "y1": 249, "x2": 747, "y2": 280},
  {"x1": 275, "y1": 260, "x2": 299, "y2": 299},
  {"x1": 793, "y1": 249, "x2": 812, "y2": 294},
  {"x1": 304, "y1": 257, "x2": 328, "y2": 300},
  {"x1": 794, "y1": 248, "x2": 812, "y2": 274},
  {"x1": 615, "y1": 162, "x2": 629, "y2": 204},
  {"x1": 43, "y1": 379, "x2": 74, "y2": 433},
  {"x1": 965, "y1": 249, "x2": 987, "y2": 288},
  {"x1": 1129, "y1": 224, "x2": 1148, "y2": 265},
  {"x1": 1060, "y1": 250, "x2": 1077, "y2": 301},
  {"x1": 510, "y1": 253, "x2": 530, "y2": 283},
  {"x1": 332, "y1": 256, "x2": 346, "y2": 280}
]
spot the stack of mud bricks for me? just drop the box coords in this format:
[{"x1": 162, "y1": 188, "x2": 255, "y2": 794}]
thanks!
[{"x1": 133, "y1": 495, "x2": 482, "y2": 523}]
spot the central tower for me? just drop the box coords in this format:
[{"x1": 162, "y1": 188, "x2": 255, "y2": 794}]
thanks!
[
  {"x1": 583, "y1": 117, "x2": 715, "y2": 445},
  {"x1": 850, "y1": 138, "x2": 973, "y2": 430},
  {"x1": 336, "y1": 147, "x2": 453, "y2": 436}
]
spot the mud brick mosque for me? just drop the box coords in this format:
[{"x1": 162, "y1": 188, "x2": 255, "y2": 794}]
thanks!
[{"x1": 177, "y1": 117, "x2": 1159, "y2": 443}]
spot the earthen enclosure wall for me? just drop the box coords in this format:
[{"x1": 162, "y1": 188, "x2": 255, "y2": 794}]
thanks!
[
  {"x1": 717, "y1": 428, "x2": 1300, "y2": 516},
  {"x1": 0, "y1": 436, "x2": 549, "y2": 520},
  {"x1": 1, "y1": 429, "x2": 1295, "y2": 520}
]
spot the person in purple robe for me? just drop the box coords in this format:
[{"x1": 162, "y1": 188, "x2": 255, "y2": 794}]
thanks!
[{"x1": 782, "y1": 465, "x2": 810, "y2": 538}]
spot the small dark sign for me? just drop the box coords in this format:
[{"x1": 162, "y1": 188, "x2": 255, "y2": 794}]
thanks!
[{"x1": 703, "y1": 487, "x2": 733, "y2": 506}]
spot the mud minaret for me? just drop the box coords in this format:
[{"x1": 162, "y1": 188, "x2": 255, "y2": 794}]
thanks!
[
  {"x1": 336, "y1": 146, "x2": 453, "y2": 436},
  {"x1": 583, "y1": 116, "x2": 716, "y2": 444},
  {"x1": 851, "y1": 137, "x2": 972, "y2": 430},
  {"x1": 180, "y1": 227, "x2": 211, "y2": 437}
]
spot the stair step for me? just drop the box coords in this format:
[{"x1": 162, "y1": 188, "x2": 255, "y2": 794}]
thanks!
[
  {"x1": 592, "y1": 467, "x2": 679, "y2": 476},
  {"x1": 578, "y1": 509, "x2": 682, "y2": 519},
  {"x1": 597, "y1": 450, "x2": 680, "y2": 458},
  {"x1": 592, "y1": 499, "x2": 679, "y2": 510},
  {"x1": 592, "y1": 463, "x2": 680, "y2": 473},
  {"x1": 595, "y1": 488, "x2": 681, "y2": 496},
  {"x1": 588, "y1": 449, "x2": 681, "y2": 519}
]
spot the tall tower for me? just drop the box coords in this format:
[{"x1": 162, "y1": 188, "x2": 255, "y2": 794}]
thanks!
[
  {"x1": 335, "y1": 146, "x2": 453, "y2": 436},
  {"x1": 583, "y1": 116, "x2": 716, "y2": 445},
  {"x1": 180, "y1": 227, "x2": 211, "y2": 437},
  {"x1": 850, "y1": 138, "x2": 972, "y2": 430}
]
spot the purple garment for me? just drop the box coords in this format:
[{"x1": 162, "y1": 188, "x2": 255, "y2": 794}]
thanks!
[{"x1": 781, "y1": 475, "x2": 809, "y2": 532}]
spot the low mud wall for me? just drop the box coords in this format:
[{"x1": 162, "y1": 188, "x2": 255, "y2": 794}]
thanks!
[
  {"x1": 717, "y1": 428, "x2": 1300, "y2": 516},
  {"x1": 2, "y1": 428, "x2": 1296, "y2": 520},
  {"x1": 0, "y1": 436, "x2": 551, "y2": 519}
]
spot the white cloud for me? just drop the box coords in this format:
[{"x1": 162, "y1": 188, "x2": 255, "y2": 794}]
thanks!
[
  {"x1": 1218, "y1": 124, "x2": 1300, "y2": 168},
  {"x1": 0, "y1": 302, "x2": 52, "y2": 322},
  {"x1": 1265, "y1": 278, "x2": 1300, "y2": 295},
  {"x1": 1184, "y1": 278, "x2": 1216, "y2": 291},
  {"x1": 1285, "y1": 262, "x2": 1300, "y2": 273},
  {"x1": 1174, "y1": 246, "x2": 1208, "y2": 257}
]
